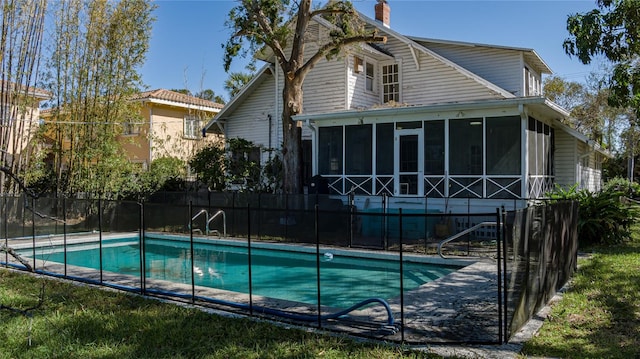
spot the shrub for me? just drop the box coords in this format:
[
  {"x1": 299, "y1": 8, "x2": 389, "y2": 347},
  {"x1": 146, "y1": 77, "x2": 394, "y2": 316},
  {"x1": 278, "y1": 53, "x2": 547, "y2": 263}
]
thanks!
[{"x1": 548, "y1": 181, "x2": 640, "y2": 246}]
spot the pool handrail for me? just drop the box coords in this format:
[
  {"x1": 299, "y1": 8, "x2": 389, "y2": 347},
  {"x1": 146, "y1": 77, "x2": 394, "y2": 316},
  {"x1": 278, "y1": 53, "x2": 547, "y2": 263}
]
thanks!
[
  {"x1": 437, "y1": 221, "x2": 498, "y2": 259},
  {"x1": 207, "y1": 210, "x2": 226, "y2": 238},
  {"x1": 192, "y1": 209, "x2": 227, "y2": 237}
]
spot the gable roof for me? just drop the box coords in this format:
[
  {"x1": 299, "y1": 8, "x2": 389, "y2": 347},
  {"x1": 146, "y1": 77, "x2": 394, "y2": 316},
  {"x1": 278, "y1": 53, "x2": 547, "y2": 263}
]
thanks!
[
  {"x1": 204, "y1": 64, "x2": 274, "y2": 133},
  {"x1": 407, "y1": 36, "x2": 552, "y2": 75},
  {"x1": 131, "y1": 89, "x2": 224, "y2": 112},
  {"x1": 355, "y1": 12, "x2": 518, "y2": 99}
]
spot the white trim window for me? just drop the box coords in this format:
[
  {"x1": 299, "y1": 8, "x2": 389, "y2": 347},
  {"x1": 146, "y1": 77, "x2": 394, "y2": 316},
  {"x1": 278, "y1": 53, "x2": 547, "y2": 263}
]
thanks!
[
  {"x1": 354, "y1": 55, "x2": 377, "y2": 93},
  {"x1": 184, "y1": 115, "x2": 201, "y2": 139},
  {"x1": 381, "y1": 62, "x2": 400, "y2": 103},
  {"x1": 525, "y1": 67, "x2": 541, "y2": 96}
]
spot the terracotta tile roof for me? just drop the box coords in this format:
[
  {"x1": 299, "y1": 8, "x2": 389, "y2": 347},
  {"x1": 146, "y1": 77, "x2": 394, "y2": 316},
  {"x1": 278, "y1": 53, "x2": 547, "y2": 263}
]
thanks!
[
  {"x1": 131, "y1": 89, "x2": 224, "y2": 110},
  {"x1": 0, "y1": 80, "x2": 51, "y2": 99}
]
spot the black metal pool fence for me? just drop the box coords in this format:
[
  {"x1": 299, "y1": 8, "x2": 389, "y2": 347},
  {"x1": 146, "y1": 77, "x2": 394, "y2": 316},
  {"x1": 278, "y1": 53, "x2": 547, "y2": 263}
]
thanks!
[{"x1": 0, "y1": 194, "x2": 578, "y2": 345}]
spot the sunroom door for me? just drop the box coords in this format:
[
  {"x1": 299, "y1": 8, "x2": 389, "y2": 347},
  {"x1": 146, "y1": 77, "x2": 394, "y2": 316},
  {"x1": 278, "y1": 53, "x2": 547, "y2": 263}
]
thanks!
[{"x1": 395, "y1": 126, "x2": 423, "y2": 196}]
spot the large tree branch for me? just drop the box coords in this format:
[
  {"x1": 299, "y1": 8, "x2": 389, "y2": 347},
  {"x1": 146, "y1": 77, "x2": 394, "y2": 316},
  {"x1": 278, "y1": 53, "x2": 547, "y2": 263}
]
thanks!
[
  {"x1": 309, "y1": 7, "x2": 354, "y2": 19},
  {"x1": 249, "y1": 3, "x2": 289, "y2": 66},
  {"x1": 289, "y1": 0, "x2": 312, "y2": 73},
  {"x1": 0, "y1": 244, "x2": 33, "y2": 272},
  {"x1": 297, "y1": 33, "x2": 387, "y2": 80}
]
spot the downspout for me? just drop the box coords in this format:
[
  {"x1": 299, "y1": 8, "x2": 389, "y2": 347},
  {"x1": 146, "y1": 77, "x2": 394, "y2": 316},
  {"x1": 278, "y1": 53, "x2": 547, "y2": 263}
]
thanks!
[{"x1": 268, "y1": 114, "x2": 272, "y2": 160}]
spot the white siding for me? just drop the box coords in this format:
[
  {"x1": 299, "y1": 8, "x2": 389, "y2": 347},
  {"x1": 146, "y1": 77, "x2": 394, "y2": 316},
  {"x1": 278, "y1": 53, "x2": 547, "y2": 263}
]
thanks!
[
  {"x1": 554, "y1": 129, "x2": 577, "y2": 189},
  {"x1": 379, "y1": 37, "x2": 509, "y2": 106},
  {"x1": 301, "y1": 55, "x2": 347, "y2": 113},
  {"x1": 420, "y1": 43, "x2": 523, "y2": 96},
  {"x1": 346, "y1": 53, "x2": 381, "y2": 109},
  {"x1": 577, "y1": 142, "x2": 603, "y2": 192},
  {"x1": 225, "y1": 74, "x2": 277, "y2": 151}
]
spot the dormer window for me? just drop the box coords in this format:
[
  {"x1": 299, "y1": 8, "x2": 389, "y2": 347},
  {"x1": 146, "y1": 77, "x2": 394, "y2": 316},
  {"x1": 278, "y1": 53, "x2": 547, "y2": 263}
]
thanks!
[
  {"x1": 365, "y1": 62, "x2": 375, "y2": 92},
  {"x1": 355, "y1": 55, "x2": 377, "y2": 93},
  {"x1": 525, "y1": 67, "x2": 540, "y2": 96}
]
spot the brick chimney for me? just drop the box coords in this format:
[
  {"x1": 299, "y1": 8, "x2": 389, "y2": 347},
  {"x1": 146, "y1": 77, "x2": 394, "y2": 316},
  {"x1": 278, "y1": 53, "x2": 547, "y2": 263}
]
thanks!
[{"x1": 375, "y1": 0, "x2": 390, "y2": 28}]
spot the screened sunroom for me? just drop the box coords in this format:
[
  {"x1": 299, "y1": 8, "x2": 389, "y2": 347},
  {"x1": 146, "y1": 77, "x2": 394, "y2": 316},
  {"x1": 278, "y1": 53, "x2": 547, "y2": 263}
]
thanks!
[{"x1": 303, "y1": 102, "x2": 556, "y2": 202}]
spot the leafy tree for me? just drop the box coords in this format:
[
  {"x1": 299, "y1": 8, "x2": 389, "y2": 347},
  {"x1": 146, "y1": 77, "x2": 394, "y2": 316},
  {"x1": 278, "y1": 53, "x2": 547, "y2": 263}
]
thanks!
[
  {"x1": 189, "y1": 142, "x2": 226, "y2": 191},
  {"x1": 189, "y1": 138, "x2": 282, "y2": 193},
  {"x1": 223, "y1": 0, "x2": 386, "y2": 194},
  {"x1": 124, "y1": 156, "x2": 186, "y2": 200},
  {"x1": 544, "y1": 75, "x2": 586, "y2": 111},
  {"x1": 170, "y1": 88, "x2": 192, "y2": 95},
  {"x1": 224, "y1": 71, "x2": 255, "y2": 99},
  {"x1": 226, "y1": 138, "x2": 262, "y2": 191},
  {"x1": 41, "y1": 0, "x2": 155, "y2": 198},
  {"x1": 195, "y1": 89, "x2": 225, "y2": 104},
  {"x1": 564, "y1": 0, "x2": 640, "y2": 116},
  {"x1": 544, "y1": 73, "x2": 630, "y2": 152}
]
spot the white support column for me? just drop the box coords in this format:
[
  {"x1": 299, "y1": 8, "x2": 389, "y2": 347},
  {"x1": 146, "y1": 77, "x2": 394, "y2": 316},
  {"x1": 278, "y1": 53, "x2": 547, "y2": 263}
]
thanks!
[{"x1": 520, "y1": 104, "x2": 528, "y2": 199}]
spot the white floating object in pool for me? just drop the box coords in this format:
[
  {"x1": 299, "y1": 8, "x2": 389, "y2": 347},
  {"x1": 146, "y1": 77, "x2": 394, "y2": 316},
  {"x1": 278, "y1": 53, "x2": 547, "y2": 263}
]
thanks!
[
  {"x1": 193, "y1": 266, "x2": 203, "y2": 276},
  {"x1": 324, "y1": 252, "x2": 334, "y2": 261}
]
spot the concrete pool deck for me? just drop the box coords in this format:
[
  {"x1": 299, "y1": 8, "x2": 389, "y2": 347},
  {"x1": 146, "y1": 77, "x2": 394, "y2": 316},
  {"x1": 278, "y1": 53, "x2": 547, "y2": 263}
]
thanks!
[{"x1": 3, "y1": 232, "x2": 537, "y2": 357}]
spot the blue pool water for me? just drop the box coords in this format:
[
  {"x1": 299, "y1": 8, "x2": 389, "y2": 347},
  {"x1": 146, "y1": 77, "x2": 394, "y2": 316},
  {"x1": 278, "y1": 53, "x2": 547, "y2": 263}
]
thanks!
[{"x1": 26, "y1": 235, "x2": 461, "y2": 309}]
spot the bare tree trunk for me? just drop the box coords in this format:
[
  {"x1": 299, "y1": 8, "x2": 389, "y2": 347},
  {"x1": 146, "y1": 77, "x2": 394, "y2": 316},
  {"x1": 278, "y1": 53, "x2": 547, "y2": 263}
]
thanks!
[{"x1": 281, "y1": 76, "x2": 304, "y2": 194}]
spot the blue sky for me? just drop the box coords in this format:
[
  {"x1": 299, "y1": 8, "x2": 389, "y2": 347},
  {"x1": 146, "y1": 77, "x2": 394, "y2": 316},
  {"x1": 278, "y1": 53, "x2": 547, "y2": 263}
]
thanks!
[{"x1": 141, "y1": 0, "x2": 604, "y2": 102}]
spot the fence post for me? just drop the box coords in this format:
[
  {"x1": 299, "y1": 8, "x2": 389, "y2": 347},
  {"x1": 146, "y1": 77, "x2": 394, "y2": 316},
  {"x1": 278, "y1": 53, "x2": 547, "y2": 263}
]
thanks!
[
  {"x1": 247, "y1": 204, "x2": 253, "y2": 316},
  {"x1": 399, "y1": 208, "x2": 405, "y2": 343},
  {"x1": 383, "y1": 193, "x2": 388, "y2": 250},
  {"x1": 348, "y1": 191, "x2": 354, "y2": 248},
  {"x1": 31, "y1": 196, "x2": 35, "y2": 271},
  {"x1": 3, "y1": 196, "x2": 6, "y2": 266},
  {"x1": 496, "y1": 207, "x2": 504, "y2": 343},
  {"x1": 98, "y1": 199, "x2": 102, "y2": 283},
  {"x1": 62, "y1": 198, "x2": 68, "y2": 278},
  {"x1": 501, "y1": 206, "x2": 508, "y2": 343},
  {"x1": 140, "y1": 201, "x2": 146, "y2": 295},
  {"x1": 315, "y1": 204, "x2": 322, "y2": 328},
  {"x1": 189, "y1": 201, "x2": 195, "y2": 303}
]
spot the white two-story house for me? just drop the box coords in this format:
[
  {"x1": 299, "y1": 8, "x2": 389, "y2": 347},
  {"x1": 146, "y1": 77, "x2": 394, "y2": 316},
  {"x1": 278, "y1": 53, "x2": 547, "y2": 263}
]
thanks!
[{"x1": 205, "y1": 1, "x2": 607, "y2": 214}]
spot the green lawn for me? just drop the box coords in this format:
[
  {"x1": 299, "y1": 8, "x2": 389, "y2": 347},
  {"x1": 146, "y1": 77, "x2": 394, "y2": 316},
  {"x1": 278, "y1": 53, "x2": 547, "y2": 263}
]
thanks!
[
  {"x1": 521, "y1": 240, "x2": 640, "y2": 358},
  {"x1": 0, "y1": 269, "x2": 441, "y2": 359}
]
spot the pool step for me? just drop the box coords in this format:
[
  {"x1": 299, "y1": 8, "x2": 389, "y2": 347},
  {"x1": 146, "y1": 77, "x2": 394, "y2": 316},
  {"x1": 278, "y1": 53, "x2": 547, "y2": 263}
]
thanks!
[{"x1": 405, "y1": 269, "x2": 449, "y2": 284}]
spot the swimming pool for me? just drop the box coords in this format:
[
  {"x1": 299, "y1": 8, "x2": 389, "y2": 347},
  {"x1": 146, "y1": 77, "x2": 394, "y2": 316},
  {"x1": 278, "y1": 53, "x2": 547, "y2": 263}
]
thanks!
[{"x1": 24, "y1": 234, "x2": 462, "y2": 309}]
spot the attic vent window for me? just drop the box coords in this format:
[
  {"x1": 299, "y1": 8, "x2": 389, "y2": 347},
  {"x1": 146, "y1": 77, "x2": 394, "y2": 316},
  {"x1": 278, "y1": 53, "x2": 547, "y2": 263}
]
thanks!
[{"x1": 354, "y1": 56, "x2": 363, "y2": 73}]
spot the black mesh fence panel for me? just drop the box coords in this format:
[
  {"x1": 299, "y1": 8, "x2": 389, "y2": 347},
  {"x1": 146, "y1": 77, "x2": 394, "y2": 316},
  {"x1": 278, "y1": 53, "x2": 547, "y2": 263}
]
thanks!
[
  {"x1": 504, "y1": 201, "x2": 578, "y2": 338},
  {"x1": 0, "y1": 193, "x2": 579, "y2": 344}
]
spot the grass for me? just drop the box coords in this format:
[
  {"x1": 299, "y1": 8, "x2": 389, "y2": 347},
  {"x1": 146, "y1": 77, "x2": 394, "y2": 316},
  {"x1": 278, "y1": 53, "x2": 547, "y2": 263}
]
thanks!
[
  {"x1": 520, "y1": 239, "x2": 640, "y2": 358},
  {"x1": 0, "y1": 269, "x2": 442, "y2": 359}
]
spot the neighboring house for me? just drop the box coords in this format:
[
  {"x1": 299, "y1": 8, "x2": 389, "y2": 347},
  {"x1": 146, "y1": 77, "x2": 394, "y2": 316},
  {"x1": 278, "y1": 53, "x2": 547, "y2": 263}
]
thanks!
[
  {"x1": 204, "y1": 1, "x2": 608, "y2": 213},
  {"x1": 0, "y1": 81, "x2": 50, "y2": 164},
  {"x1": 127, "y1": 89, "x2": 224, "y2": 174},
  {"x1": 42, "y1": 89, "x2": 224, "y2": 176}
]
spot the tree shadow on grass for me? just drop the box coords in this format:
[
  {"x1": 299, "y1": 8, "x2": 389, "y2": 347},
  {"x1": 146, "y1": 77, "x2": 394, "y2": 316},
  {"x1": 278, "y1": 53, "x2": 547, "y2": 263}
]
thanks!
[
  {"x1": 522, "y1": 243, "x2": 640, "y2": 359},
  {"x1": 0, "y1": 273, "x2": 424, "y2": 359}
]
